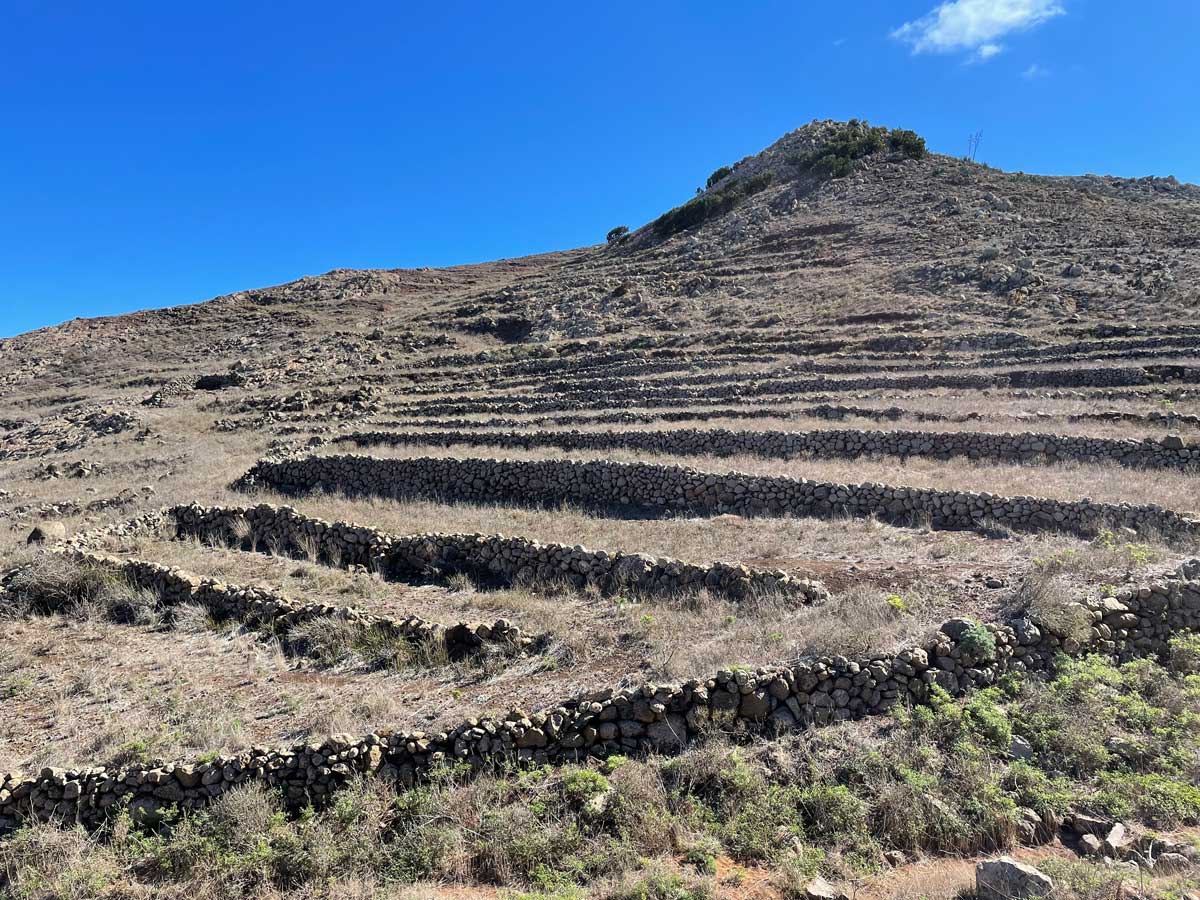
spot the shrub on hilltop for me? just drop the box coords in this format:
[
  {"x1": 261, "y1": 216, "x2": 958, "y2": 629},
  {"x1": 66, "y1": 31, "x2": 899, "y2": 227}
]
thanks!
[
  {"x1": 649, "y1": 120, "x2": 929, "y2": 241},
  {"x1": 792, "y1": 120, "x2": 927, "y2": 179},
  {"x1": 705, "y1": 165, "x2": 733, "y2": 189},
  {"x1": 652, "y1": 171, "x2": 774, "y2": 239}
]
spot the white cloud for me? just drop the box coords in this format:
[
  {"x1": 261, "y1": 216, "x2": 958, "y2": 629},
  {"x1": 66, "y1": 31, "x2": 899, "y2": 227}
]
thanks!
[
  {"x1": 1022, "y1": 62, "x2": 1049, "y2": 78},
  {"x1": 892, "y1": 0, "x2": 1064, "y2": 60}
]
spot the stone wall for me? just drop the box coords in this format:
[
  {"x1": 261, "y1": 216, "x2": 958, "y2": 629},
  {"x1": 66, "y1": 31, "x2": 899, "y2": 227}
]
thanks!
[
  {"x1": 371, "y1": 406, "x2": 1200, "y2": 435},
  {"x1": 167, "y1": 503, "x2": 829, "y2": 604},
  {"x1": 338, "y1": 426, "x2": 1198, "y2": 472},
  {"x1": 237, "y1": 454, "x2": 1200, "y2": 542},
  {"x1": 5, "y1": 559, "x2": 1199, "y2": 832},
  {"x1": 20, "y1": 548, "x2": 533, "y2": 661},
  {"x1": 390, "y1": 365, "x2": 1200, "y2": 419}
]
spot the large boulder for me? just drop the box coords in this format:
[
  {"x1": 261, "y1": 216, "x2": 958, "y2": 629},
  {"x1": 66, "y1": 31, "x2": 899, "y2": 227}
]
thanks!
[{"x1": 976, "y1": 857, "x2": 1053, "y2": 900}]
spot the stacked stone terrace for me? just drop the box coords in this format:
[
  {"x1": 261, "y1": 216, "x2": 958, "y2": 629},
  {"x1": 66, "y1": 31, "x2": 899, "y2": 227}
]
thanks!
[
  {"x1": 5, "y1": 556, "x2": 1199, "y2": 830},
  {"x1": 239, "y1": 453, "x2": 1200, "y2": 542},
  {"x1": 339, "y1": 426, "x2": 1199, "y2": 471}
]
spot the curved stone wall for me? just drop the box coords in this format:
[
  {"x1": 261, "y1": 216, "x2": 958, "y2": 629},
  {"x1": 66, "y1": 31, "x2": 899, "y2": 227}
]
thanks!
[
  {"x1": 4, "y1": 559, "x2": 1198, "y2": 832},
  {"x1": 14, "y1": 548, "x2": 533, "y2": 660},
  {"x1": 390, "y1": 365, "x2": 1200, "y2": 420},
  {"x1": 237, "y1": 454, "x2": 1200, "y2": 542},
  {"x1": 168, "y1": 503, "x2": 829, "y2": 604},
  {"x1": 338, "y1": 426, "x2": 1198, "y2": 472}
]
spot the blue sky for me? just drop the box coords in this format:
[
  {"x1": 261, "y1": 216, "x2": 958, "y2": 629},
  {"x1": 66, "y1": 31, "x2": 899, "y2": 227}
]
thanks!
[{"x1": 2, "y1": 0, "x2": 1197, "y2": 337}]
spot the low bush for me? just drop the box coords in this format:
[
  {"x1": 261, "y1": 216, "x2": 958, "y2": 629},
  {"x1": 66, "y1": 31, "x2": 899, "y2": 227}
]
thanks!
[
  {"x1": 957, "y1": 622, "x2": 997, "y2": 663},
  {"x1": 3, "y1": 655, "x2": 1198, "y2": 896},
  {"x1": 606, "y1": 225, "x2": 630, "y2": 244},
  {"x1": 704, "y1": 166, "x2": 732, "y2": 190},
  {"x1": 651, "y1": 172, "x2": 773, "y2": 239},
  {"x1": 791, "y1": 121, "x2": 927, "y2": 179},
  {"x1": 887, "y1": 128, "x2": 927, "y2": 159},
  {"x1": 1, "y1": 554, "x2": 160, "y2": 625}
]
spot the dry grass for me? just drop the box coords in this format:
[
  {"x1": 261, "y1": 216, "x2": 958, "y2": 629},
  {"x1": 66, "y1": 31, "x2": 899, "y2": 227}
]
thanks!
[
  {"x1": 281, "y1": 489, "x2": 1184, "y2": 578},
  {"x1": 631, "y1": 578, "x2": 955, "y2": 680},
  {"x1": 0, "y1": 609, "x2": 462, "y2": 774},
  {"x1": 104, "y1": 531, "x2": 950, "y2": 681}
]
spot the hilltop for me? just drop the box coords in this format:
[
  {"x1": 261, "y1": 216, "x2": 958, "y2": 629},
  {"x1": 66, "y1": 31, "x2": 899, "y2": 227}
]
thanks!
[{"x1": 2, "y1": 121, "x2": 1200, "y2": 900}]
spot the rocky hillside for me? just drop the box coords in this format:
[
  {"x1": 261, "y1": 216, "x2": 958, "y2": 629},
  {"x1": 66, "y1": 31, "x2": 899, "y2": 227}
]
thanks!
[
  {"x1": 3, "y1": 120, "x2": 1200, "y2": 900},
  {"x1": 4, "y1": 120, "x2": 1199, "y2": 399}
]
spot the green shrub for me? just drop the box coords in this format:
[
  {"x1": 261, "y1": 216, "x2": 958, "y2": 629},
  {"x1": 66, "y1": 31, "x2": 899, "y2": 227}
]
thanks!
[
  {"x1": 791, "y1": 121, "x2": 927, "y2": 180},
  {"x1": 606, "y1": 225, "x2": 630, "y2": 244},
  {"x1": 560, "y1": 768, "x2": 611, "y2": 804},
  {"x1": 1169, "y1": 633, "x2": 1200, "y2": 675},
  {"x1": 958, "y1": 623, "x2": 997, "y2": 663},
  {"x1": 705, "y1": 166, "x2": 732, "y2": 189},
  {"x1": 1094, "y1": 773, "x2": 1200, "y2": 826},
  {"x1": 795, "y1": 784, "x2": 868, "y2": 845},
  {"x1": 721, "y1": 782, "x2": 804, "y2": 862},
  {"x1": 963, "y1": 690, "x2": 1012, "y2": 750},
  {"x1": 651, "y1": 172, "x2": 773, "y2": 239},
  {"x1": 888, "y1": 129, "x2": 927, "y2": 159},
  {"x1": 603, "y1": 866, "x2": 713, "y2": 900}
]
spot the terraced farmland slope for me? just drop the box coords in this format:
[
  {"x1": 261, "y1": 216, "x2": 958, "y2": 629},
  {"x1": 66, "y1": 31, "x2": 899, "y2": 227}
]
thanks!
[{"x1": 4, "y1": 120, "x2": 1200, "y2": 898}]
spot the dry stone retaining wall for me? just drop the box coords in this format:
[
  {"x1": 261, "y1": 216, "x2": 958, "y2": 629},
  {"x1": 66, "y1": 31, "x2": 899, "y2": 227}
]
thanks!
[
  {"x1": 5, "y1": 559, "x2": 1199, "y2": 833},
  {"x1": 168, "y1": 503, "x2": 829, "y2": 604},
  {"x1": 388, "y1": 364, "x2": 1199, "y2": 419},
  {"x1": 238, "y1": 454, "x2": 1200, "y2": 542},
  {"x1": 13, "y1": 548, "x2": 533, "y2": 661},
  {"x1": 375, "y1": 406, "x2": 1200, "y2": 434},
  {"x1": 339, "y1": 426, "x2": 1199, "y2": 472}
]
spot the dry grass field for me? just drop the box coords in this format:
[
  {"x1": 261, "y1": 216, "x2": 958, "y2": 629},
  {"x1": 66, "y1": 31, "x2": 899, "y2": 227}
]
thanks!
[{"x1": 3, "y1": 121, "x2": 1200, "y2": 899}]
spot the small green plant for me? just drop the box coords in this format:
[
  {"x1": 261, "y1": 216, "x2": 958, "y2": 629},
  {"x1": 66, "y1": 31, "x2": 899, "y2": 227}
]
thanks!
[
  {"x1": 600, "y1": 754, "x2": 628, "y2": 775},
  {"x1": 0, "y1": 674, "x2": 33, "y2": 699},
  {"x1": 958, "y1": 622, "x2": 997, "y2": 662},
  {"x1": 885, "y1": 594, "x2": 909, "y2": 613},
  {"x1": 560, "y1": 767, "x2": 610, "y2": 804},
  {"x1": 1124, "y1": 542, "x2": 1154, "y2": 565},
  {"x1": 606, "y1": 225, "x2": 631, "y2": 244}
]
